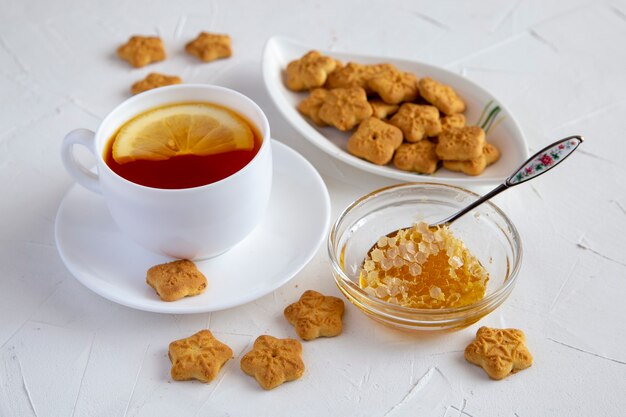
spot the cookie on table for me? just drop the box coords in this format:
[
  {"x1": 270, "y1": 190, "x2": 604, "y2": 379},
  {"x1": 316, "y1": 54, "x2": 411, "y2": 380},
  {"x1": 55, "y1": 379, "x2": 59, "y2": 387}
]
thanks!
[
  {"x1": 117, "y1": 35, "x2": 166, "y2": 68},
  {"x1": 318, "y1": 87, "x2": 373, "y2": 131},
  {"x1": 298, "y1": 88, "x2": 330, "y2": 126},
  {"x1": 185, "y1": 32, "x2": 232, "y2": 62},
  {"x1": 367, "y1": 69, "x2": 419, "y2": 104},
  {"x1": 369, "y1": 99, "x2": 399, "y2": 119},
  {"x1": 284, "y1": 290, "x2": 345, "y2": 341},
  {"x1": 389, "y1": 103, "x2": 442, "y2": 142},
  {"x1": 347, "y1": 118, "x2": 403, "y2": 165},
  {"x1": 146, "y1": 259, "x2": 207, "y2": 302},
  {"x1": 436, "y1": 126, "x2": 485, "y2": 161},
  {"x1": 441, "y1": 113, "x2": 466, "y2": 132},
  {"x1": 393, "y1": 141, "x2": 439, "y2": 174},
  {"x1": 325, "y1": 62, "x2": 394, "y2": 92},
  {"x1": 286, "y1": 50, "x2": 339, "y2": 91},
  {"x1": 418, "y1": 77, "x2": 465, "y2": 115},
  {"x1": 240, "y1": 335, "x2": 305, "y2": 390},
  {"x1": 131, "y1": 72, "x2": 182, "y2": 95},
  {"x1": 464, "y1": 326, "x2": 533, "y2": 380},
  {"x1": 168, "y1": 330, "x2": 232, "y2": 383}
]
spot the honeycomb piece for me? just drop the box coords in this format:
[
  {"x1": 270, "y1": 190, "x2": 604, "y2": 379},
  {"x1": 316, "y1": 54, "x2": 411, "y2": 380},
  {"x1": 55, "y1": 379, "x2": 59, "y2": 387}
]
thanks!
[{"x1": 359, "y1": 221, "x2": 489, "y2": 309}]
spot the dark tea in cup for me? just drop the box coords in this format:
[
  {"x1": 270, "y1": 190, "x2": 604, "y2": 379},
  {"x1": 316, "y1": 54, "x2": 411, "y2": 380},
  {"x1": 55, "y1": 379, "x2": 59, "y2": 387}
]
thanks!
[{"x1": 104, "y1": 102, "x2": 262, "y2": 189}]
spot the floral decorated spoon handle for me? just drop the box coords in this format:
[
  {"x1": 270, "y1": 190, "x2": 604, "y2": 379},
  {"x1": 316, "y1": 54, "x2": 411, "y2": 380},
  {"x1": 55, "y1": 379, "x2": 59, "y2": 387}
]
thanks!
[{"x1": 431, "y1": 135, "x2": 584, "y2": 227}]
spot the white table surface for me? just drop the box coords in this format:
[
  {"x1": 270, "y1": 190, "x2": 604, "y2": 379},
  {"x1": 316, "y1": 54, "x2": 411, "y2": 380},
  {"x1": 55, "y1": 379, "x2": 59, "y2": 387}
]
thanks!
[{"x1": 1, "y1": 0, "x2": 625, "y2": 416}]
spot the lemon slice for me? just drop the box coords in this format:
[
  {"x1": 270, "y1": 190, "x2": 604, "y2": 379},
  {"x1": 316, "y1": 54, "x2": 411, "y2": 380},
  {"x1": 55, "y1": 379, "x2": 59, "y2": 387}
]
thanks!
[{"x1": 112, "y1": 103, "x2": 255, "y2": 164}]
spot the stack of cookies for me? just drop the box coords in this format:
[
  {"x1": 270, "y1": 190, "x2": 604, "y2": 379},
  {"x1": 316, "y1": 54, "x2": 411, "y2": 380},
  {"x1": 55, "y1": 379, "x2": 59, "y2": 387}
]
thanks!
[{"x1": 286, "y1": 51, "x2": 500, "y2": 176}]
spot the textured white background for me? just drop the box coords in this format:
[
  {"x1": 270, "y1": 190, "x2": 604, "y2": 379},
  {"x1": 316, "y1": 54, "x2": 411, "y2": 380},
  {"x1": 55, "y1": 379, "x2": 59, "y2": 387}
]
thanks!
[{"x1": 1, "y1": 0, "x2": 625, "y2": 416}]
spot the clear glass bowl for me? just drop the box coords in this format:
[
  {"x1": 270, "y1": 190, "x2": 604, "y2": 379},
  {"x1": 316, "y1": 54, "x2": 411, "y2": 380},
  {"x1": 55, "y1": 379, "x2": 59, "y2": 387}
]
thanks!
[{"x1": 328, "y1": 183, "x2": 522, "y2": 331}]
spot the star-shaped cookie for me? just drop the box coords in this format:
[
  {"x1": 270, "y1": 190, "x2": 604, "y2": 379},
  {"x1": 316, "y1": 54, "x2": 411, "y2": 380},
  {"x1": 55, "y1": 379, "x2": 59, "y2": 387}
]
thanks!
[
  {"x1": 297, "y1": 88, "x2": 330, "y2": 126},
  {"x1": 284, "y1": 290, "x2": 345, "y2": 340},
  {"x1": 389, "y1": 103, "x2": 442, "y2": 142},
  {"x1": 117, "y1": 35, "x2": 166, "y2": 68},
  {"x1": 168, "y1": 330, "x2": 233, "y2": 383},
  {"x1": 464, "y1": 326, "x2": 533, "y2": 380},
  {"x1": 240, "y1": 335, "x2": 305, "y2": 390},
  {"x1": 286, "y1": 50, "x2": 339, "y2": 91},
  {"x1": 146, "y1": 259, "x2": 207, "y2": 302},
  {"x1": 131, "y1": 72, "x2": 182, "y2": 95},
  {"x1": 367, "y1": 69, "x2": 419, "y2": 104},
  {"x1": 317, "y1": 87, "x2": 373, "y2": 131},
  {"x1": 185, "y1": 32, "x2": 232, "y2": 62}
]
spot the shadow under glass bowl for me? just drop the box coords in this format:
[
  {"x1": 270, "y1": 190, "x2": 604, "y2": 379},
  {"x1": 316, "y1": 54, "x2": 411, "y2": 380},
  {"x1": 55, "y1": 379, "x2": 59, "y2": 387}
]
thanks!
[{"x1": 328, "y1": 182, "x2": 522, "y2": 331}]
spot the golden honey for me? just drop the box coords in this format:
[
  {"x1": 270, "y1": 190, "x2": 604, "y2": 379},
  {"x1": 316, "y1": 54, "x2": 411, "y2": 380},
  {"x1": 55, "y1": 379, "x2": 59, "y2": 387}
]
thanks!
[{"x1": 359, "y1": 221, "x2": 488, "y2": 309}]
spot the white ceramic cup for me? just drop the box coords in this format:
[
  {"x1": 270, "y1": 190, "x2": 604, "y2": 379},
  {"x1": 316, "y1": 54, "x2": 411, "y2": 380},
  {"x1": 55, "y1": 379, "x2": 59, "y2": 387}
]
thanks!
[{"x1": 61, "y1": 84, "x2": 272, "y2": 260}]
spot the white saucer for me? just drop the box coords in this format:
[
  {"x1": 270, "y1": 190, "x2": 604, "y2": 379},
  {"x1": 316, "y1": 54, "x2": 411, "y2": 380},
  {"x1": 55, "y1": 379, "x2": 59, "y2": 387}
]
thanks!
[{"x1": 55, "y1": 140, "x2": 331, "y2": 314}]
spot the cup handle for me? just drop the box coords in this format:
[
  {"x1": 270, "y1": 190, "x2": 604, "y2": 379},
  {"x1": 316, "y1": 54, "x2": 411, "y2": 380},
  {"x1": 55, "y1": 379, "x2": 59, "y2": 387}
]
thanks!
[{"x1": 61, "y1": 128, "x2": 102, "y2": 194}]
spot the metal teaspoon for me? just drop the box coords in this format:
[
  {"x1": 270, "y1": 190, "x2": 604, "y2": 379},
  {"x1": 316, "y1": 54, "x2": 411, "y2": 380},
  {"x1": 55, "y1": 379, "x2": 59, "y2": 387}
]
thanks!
[{"x1": 429, "y1": 135, "x2": 584, "y2": 228}]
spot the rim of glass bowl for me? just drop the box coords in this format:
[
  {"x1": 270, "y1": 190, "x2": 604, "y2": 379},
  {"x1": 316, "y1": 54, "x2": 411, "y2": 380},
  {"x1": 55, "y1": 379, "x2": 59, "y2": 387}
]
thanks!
[{"x1": 328, "y1": 182, "x2": 523, "y2": 318}]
